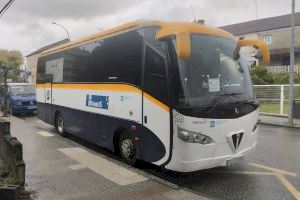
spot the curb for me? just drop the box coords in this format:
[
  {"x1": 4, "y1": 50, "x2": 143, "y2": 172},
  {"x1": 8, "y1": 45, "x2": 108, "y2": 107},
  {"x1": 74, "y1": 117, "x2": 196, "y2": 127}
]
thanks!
[
  {"x1": 0, "y1": 185, "x2": 20, "y2": 200},
  {"x1": 259, "y1": 121, "x2": 300, "y2": 129}
]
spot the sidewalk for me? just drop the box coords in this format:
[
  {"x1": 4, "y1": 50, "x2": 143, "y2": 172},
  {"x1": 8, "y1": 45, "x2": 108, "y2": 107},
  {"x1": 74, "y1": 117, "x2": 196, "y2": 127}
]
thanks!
[
  {"x1": 4, "y1": 115, "x2": 210, "y2": 200},
  {"x1": 259, "y1": 114, "x2": 300, "y2": 128}
]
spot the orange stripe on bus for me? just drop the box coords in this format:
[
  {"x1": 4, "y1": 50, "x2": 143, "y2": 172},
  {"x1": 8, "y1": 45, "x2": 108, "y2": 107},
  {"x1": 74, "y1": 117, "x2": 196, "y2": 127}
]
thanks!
[
  {"x1": 36, "y1": 83, "x2": 169, "y2": 112},
  {"x1": 143, "y1": 92, "x2": 169, "y2": 112}
]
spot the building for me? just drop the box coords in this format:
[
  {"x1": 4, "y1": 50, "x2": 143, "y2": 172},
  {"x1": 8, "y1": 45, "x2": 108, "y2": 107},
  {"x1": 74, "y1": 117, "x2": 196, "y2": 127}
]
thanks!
[
  {"x1": 26, "y1": 39, "x2": 69, "y2": 83},
  {"x1": 220, "y1": 12, "x2": 300, "y2": 73}
]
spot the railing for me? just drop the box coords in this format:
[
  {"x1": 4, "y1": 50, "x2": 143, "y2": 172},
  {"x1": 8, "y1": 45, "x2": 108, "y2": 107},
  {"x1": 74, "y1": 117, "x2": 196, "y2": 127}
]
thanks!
[
  {"x1": 253, "y1": 84, "x2": 300, "y2": 115},
  {"x1": 266, "y1": 65, "x2": 300, "y2": 74}
]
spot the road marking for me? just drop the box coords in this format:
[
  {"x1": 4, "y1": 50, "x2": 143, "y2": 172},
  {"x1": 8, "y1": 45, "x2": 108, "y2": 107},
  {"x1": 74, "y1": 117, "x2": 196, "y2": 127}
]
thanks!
[
  {"x1": 58, "y1": 147, "x2": 148, "y2": 185},
  {"x1": 276, "y1": 174, "x2": 300, "y2": 200},
  {"x1": 247, "y1": 162, "x2": 299, "y2": 200},
  {"x1": 37, "y1": 131, "x2": 55, "y2": 137},
  {"x1": 249, "y1": 162, "x2": 297, "y2": 177},
  {"x1": 213, "y1": 171, "x2": 276, "y2": 176}
]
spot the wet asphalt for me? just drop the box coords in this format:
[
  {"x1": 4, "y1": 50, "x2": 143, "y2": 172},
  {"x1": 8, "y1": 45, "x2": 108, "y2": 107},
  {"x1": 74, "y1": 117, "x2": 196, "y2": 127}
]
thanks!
[{"x1": 19, "y1": 114, "x2": 300, "y2": 200}]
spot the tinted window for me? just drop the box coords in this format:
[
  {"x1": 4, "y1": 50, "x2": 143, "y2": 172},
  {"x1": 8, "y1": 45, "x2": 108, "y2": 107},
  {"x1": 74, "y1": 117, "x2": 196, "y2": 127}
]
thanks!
[
  {"x1": 144, "y1": 46, "x2": 168, "y2": 105},
  {"x1": 63, "y1": 30, "x2": 143, "y2": 86},
  {"x1": 37, "y1": 53, "x2": 64, "y2": 83},
  {"x1": 36, "y1": 57, "x2": 45, "y2": 83}
]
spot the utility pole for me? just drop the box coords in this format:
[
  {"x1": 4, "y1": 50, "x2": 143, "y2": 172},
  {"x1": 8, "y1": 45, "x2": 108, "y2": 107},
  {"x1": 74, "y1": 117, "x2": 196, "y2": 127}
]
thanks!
[
  {"x1": 0, "y1": 65, "x2": 10, "y2": 117},
  {"x1": 288, "y1": 0, "x2": 295, "y2": 125}
]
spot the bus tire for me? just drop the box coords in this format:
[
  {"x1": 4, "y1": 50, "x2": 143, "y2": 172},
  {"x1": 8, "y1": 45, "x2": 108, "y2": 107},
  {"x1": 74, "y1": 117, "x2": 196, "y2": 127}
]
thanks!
[
  {"x1": 9, "y1": 107, "x2": 14, "y2": 115},
  {"x1": 56, "y1": 113, "x2": 67, "y2": 137},
  {"x1": 119, "y1": 132, "x2": 136, "y2": 166}
]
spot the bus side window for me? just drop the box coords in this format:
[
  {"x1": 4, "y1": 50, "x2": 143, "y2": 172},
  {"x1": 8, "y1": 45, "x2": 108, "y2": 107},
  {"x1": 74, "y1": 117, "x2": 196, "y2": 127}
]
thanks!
[
  {"x1": 37, "y1": 57, "x2": 46, "y2": 83},
  {"x1": 144, "y1": 46, "x2": 168, "y2": 105}
]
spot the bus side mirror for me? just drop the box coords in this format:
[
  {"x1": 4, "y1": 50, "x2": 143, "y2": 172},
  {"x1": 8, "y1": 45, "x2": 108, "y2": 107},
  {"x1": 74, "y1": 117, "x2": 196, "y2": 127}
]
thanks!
[
  {"x1": 235, "y1": 39, "x2": 270, "y2": 65},
  {"x1": 156, "y1": 30, "x2": 191, "y2": 60}
]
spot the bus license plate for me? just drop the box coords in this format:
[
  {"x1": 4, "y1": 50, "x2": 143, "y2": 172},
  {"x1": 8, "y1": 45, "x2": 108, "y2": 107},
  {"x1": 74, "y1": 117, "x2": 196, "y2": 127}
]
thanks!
[
  {"x1": 226, "y1": 157, "x2": 243, "y2": 166},
  {"x1": 27, "y1": 106, "x2": 36, "y2": 109}
]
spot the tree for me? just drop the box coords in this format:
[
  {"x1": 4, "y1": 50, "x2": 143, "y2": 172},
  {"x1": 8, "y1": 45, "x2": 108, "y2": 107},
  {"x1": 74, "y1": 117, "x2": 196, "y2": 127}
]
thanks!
[{"x1": 0, "y1": 49, "x2": 23, "y2": 82}]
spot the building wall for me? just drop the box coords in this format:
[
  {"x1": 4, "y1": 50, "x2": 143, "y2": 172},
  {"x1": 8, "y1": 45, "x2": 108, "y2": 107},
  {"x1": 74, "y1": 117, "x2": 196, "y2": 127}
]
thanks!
[
  {"x1": 236, "y1": 26, "x2": 300, "y2": 66},
  {"x1": 257, "y1": 26, "x2": 300, "y2": 50},
  {"x1": 26, "y1": 54, "x2": 39, "y2": 84}
]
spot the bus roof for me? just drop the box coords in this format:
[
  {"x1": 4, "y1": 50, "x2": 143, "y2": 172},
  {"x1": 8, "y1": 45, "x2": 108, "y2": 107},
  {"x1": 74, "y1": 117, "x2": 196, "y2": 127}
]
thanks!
[{"x1": 41, "y1": 20, "x2": 235, "y2": 56}]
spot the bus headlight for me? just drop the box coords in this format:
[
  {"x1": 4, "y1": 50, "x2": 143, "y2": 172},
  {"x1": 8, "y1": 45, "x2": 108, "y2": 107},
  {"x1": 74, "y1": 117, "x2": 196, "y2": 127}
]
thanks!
[
  {"x1": 14, "y1": 101, "x2": 22, "y2": 106},
  {"x1": 177, "y1": 128, "x2": 213, "y2": 144}
]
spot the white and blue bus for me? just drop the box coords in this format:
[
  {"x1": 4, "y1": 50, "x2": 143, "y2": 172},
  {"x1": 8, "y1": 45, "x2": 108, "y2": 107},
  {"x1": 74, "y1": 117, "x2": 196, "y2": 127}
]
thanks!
[{"x1": 36, "y1": 21, "x2": 270, "y2": 172}]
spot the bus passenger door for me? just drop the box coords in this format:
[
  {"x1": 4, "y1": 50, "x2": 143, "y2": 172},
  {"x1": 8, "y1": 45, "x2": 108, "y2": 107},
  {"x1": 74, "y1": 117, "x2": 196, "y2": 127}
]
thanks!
[
  {"x1": 44, "y1": 75, "x2": 53, "y2": 124},
  {"x1": 142, "y1": 44, "x2": 171, "y2": 165}
]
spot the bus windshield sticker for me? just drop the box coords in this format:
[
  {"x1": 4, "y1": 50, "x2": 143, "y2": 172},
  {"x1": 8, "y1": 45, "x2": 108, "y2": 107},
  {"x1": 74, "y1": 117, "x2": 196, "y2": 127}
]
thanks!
[
  {"x1": 86, "y1": 95, "x2": 109, "y2": 110},
  {"x1": 208, "y1": 78, "x2": 220, "y2": 92},
  {"x1": 45, "y1": 58, "x2": 64, "y2": 82},
  {"x1": 210, "y1": 121, "x2": 216, "y2": 128}
]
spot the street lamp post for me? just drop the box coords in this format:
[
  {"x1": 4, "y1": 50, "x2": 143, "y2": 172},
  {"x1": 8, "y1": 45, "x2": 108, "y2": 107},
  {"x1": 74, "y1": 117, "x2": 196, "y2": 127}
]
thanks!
[
  {"x1": 288, "y1": 0, "x2": 295, "y2": 125},
  {"x1": 51, "y1": 22, "x2": 71, "y2": 40}
]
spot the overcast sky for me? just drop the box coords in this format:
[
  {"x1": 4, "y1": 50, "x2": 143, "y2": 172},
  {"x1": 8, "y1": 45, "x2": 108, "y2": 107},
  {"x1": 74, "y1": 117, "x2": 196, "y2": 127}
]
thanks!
[{"x1": 0, "y1": 0, "x2": 299, "y2": 58}]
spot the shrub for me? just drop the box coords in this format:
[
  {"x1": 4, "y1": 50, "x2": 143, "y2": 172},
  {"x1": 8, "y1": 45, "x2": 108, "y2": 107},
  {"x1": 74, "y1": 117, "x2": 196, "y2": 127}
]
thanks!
[
  {"x1": 250, "y1": 66, "x2": 300, "y2": 84},
  {"x1": 250, "y1": 66, "x2": 274, "y2": 84}
]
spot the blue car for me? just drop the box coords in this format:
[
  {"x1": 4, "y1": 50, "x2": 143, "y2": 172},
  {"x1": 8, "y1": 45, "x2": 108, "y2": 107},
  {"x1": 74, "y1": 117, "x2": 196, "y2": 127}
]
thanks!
[{"x1": 0, "y1": 83, "x2": 37, "y2": 115}]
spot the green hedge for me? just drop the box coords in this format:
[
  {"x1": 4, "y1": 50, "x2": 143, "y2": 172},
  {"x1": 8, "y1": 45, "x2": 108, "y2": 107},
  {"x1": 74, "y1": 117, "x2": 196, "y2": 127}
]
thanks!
[{"x1": 251, "y1": 66, "x2": 300, "y2": 85}]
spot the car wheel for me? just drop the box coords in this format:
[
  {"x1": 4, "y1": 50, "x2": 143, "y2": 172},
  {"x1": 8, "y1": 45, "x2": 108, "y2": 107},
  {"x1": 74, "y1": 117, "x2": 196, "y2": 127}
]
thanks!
[{"x1": 9, "y1": 107, "x2": 14, "y2": 115}]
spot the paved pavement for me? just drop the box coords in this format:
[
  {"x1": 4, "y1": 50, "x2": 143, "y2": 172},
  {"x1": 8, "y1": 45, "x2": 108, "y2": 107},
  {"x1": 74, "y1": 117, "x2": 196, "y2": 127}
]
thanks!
[
  {"x1": 259, "y1": 114, "x2": 300, "y2": 128},
  {"x1": 5, "y1": 115, "x2": 209, "y2": 200},
  {"x1": 4, "y1": 114, "x2": 300, "y2": 200}
]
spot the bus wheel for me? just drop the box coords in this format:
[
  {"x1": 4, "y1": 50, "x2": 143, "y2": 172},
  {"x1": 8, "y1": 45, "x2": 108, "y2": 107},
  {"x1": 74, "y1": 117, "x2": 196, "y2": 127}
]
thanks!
[
  {"x1": 56, "y1": 113, "x2": 67, "y2": 137},
  {"x1": 119, "y1": 132, "x2": 136, "y2": 166}
]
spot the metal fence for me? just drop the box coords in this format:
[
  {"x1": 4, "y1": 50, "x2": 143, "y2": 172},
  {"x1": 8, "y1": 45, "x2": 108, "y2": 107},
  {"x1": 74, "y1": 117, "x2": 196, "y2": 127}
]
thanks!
[
  {"x1": 253, "y1": 84, "x2": 300, "y2": 115},
  {"x1": 266, "y1": 65, "x2": 300, "y2": 74}
]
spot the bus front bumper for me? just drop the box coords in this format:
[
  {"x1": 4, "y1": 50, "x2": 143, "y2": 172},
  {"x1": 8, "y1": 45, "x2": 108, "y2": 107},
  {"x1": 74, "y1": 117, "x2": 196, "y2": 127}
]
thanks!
[
  {"x1": 169, "y1": 143, "x2": 256, "y2": 172},
  {"x1": 165, "y1": 131, "x2": 258, "y2": 172}
]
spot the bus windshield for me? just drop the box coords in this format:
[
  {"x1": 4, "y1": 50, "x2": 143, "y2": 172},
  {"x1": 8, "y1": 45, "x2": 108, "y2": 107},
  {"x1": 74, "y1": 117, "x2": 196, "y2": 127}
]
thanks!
[
  {"x1": 171, "y1": 34, "x2": 254, "y2": 108},
  {"x1": 10, "y1": 85, "x2": 35, "y2": 96}
]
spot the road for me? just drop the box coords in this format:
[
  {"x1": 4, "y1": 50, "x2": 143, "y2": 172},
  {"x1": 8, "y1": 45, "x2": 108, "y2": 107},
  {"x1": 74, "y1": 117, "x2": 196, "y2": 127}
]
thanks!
[{"x1": 8, "y1": 114, "x2": 300, "y2": 200}]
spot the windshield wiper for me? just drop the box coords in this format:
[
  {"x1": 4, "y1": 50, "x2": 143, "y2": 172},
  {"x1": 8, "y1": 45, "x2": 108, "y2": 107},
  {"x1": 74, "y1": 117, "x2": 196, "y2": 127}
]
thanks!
[
  {"x1": 205, "y1": 92, "x2": 244, "y2": 115},
  {"x1": 238, "y1": 99, "x2": 260, "y2": 107}
]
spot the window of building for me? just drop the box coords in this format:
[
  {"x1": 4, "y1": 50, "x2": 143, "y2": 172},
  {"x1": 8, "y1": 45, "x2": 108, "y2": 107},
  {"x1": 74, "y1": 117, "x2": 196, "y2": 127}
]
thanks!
[{"x1": 263, "y1": 35, "x2": 272, "y2": 45}]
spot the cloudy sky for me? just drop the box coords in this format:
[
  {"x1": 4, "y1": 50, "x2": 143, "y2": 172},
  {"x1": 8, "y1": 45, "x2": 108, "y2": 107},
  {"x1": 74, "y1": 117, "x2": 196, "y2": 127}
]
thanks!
[{"x1": 0, "y1": 0, "x2": 299, "y2": 58}]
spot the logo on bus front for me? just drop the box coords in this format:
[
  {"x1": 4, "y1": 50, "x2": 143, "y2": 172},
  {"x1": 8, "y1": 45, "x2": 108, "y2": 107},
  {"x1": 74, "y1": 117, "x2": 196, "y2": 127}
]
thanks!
[{"x1": 86, "y1": 94, "x2": 109, "y2": 110}]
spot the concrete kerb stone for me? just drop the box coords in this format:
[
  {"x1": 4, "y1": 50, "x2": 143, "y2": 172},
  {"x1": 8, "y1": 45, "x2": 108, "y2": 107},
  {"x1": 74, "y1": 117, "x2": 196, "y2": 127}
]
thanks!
[
  {"x1": 0, "y1": 185, "x2": 21, "y2": 200},
  {"x1": 259, "y1": 114, "x2": 300, "y2": 129}
]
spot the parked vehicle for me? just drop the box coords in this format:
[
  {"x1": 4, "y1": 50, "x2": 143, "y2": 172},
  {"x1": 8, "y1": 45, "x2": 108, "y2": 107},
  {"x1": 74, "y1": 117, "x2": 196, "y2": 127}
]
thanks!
[
  {"x1": 0, "y1": 83, "x2": 37, "y2": 115},
  {"x1": 36, "y1": 21, "x2": 269, "y2": 172}
]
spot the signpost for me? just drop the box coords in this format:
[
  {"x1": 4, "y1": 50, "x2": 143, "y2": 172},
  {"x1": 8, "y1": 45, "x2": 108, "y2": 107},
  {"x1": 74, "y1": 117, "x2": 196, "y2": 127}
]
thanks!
[{"x1": 288, "y1": 0, "x2": 295, "y2": 125}]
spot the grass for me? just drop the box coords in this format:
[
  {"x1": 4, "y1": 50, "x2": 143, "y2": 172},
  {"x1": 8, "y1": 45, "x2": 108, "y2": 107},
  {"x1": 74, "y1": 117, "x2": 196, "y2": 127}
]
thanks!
[{"x1": 260, "y1": 102, "x2": 289, "y2": 114}]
